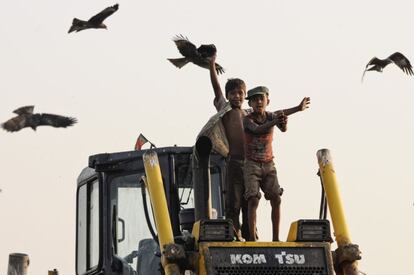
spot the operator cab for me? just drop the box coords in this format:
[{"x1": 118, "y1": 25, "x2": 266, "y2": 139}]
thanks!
[{"x1": 76, "y1": 146, "x2": 226, "y2": 275}]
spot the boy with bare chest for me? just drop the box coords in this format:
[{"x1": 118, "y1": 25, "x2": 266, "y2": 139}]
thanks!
[{"x1": 208, "y1": 53, "x2": 249, "y2": 239}]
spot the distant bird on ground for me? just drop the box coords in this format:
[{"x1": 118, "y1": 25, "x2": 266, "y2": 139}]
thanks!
[
  {"x1": 168, "y1": 35, "x2": 225, "y2": 74},
  {"x1": 362, "y1": 52, "x2": 413, "y2": 81},
  {"x1": 1, "y1": 106, "x2": 77, "y2": 132},
  {"x1": 68, "y1": 4, "x2": 119, "y2": 33}
]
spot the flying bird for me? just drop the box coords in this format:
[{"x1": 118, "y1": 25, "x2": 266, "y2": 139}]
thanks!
[
  {"x1": 362, "y1": 52, "x2": 413, "y2": 81},
  {"x1": 68, "y1": 4, "x2": 119, "y2": 33},
  {"x1": 1, "y1": 106, "x2": 77, "y2": 132},
  {"x1": 168, "y1": 35, "x2": 225, "y2": 74}
]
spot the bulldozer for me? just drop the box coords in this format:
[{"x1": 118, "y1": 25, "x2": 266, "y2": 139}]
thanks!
[{"x1": 75, "y1": 136, "x2": 361, "y2": 275}]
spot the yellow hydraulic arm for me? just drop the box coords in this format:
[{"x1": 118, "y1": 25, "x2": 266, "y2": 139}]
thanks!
[
  {"x1": 317, "y1": 149, "x2": 361, "y2": 275},
  {"x1": 143, "y1": 150, "x2": 181, "y2": 275}
]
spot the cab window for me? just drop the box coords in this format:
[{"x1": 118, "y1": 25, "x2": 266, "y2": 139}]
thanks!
[{"x1": 77, "y1": 179, "x2": 100, "y2": 274}]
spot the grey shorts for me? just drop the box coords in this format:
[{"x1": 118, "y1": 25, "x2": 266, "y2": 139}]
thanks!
[{"x1": 244, "y1": 159, "x2": 281, "y2": 200}]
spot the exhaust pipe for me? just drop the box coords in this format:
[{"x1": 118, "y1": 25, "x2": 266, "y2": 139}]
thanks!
[{"x1": 192, "y1": 136, "x2": 213, "y2": 221}]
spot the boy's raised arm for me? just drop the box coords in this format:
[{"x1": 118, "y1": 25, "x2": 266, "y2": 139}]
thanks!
[
  {"x1": 277, "y1": 97, "x2": 311, "y2": 116},
  {"x1": 209, "y1": 54, "x2": 225, "y2": 107}
]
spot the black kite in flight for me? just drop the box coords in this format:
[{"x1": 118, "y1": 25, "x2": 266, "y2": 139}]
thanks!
[
  {"x1": 68, "y1": 4, "x2": 119, "y2": 33},
  {"x1": 168, "y1": 35, "x2": 225, "y2": 74},
  {"x1": 362, "y1": 52, "x2": 413, "y2": 81},
  {"x1": 1, "y1": 106, "x2": 77, "y2": 132}
]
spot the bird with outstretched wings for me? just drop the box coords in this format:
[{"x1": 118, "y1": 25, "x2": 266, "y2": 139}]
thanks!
[
  {"x1": 168, "y1": 35, "x2": 225, "y2": 74},
  {"x1": 68, "y1": 4, "x2": 119, "y2": 33},
  {"x1": 1, "y1": 106, "x2": 77, "y2": 132},
  {"x1": 362, "y1": 52, "x2": 413, "y2": 81}
]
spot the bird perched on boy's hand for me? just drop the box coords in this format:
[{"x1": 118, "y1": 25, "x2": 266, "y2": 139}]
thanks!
[
  {"x1": 168, "y1": 35, "x2": 225, "y2": 74},
  {"x1": 68, "y1": 3, "x2": 119, "y2": 33},
  {"x1": 362, "y1": 52, "x2": 413, "y2": 81},
  {"x1": 1, "y1": 106, "x2": 77, "y2": 132}
]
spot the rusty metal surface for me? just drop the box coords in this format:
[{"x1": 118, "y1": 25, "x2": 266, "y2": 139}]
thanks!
[
  {"x1": 162, "y1": 243, "x2": 187, "y2": 275},
  {"x1": 7, "y1": 253, "x2": 29, "y2": 275},
  {"x1": 333, "y1": 243, "x2": 361, "y2": 275}
]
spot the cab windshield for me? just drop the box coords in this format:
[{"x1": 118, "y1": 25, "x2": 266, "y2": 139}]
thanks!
[
  {"x1": 110, "y1": 173, "x2": 155, "y2": 272},
  {"x1": 108, "y1": 158, "x2": 223, "y2": 273}
]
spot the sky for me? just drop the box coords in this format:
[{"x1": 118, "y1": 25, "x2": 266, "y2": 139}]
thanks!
[{"x1": 1, "y1": 0, "x2": 414, "y2": 274}]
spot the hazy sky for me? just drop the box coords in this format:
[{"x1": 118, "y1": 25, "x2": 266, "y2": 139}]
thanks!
[{"x1": 1, "y1": 1, "x2": 414, "y2": 274}]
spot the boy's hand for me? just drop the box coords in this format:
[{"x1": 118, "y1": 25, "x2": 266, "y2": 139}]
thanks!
[
  {"x1": 299, "y1": 97, "x2": 311, "y2": 111},
  {"x1": 209, "y1": 52, "x2": 217, "y2": 65},
  {"x1": 275, "y1": 112, "x2": 288, "y2": 131}
]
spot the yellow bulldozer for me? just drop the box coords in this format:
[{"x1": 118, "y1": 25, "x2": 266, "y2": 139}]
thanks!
[{"x1": 75, "y1": 136, "x2": 361, "y2": 275}]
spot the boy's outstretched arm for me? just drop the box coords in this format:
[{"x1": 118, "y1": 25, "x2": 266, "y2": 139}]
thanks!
[
  {"x1": 209, "y1": 54, "x2": 225, "y2": 106},
  {"x1": 244, "y1": 113, "x2": 288, "y2": 135},
  {"x1": 277, "y1": 97, "x2": 311, "y2": 116}
]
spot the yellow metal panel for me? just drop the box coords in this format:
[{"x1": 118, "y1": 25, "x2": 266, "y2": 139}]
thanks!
[
  {"x1": 192, "y1": 221, "x2": 200, "y2": 240},
  {"x1": 286, "y1": 221, "x2": 298, "y2": 242},
  {"x1": 199, "y1": 241, "x2": 329, "y2": 248},
  {"x1": 192, "y1": 221, "x2": 201, "y2": 250}
]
